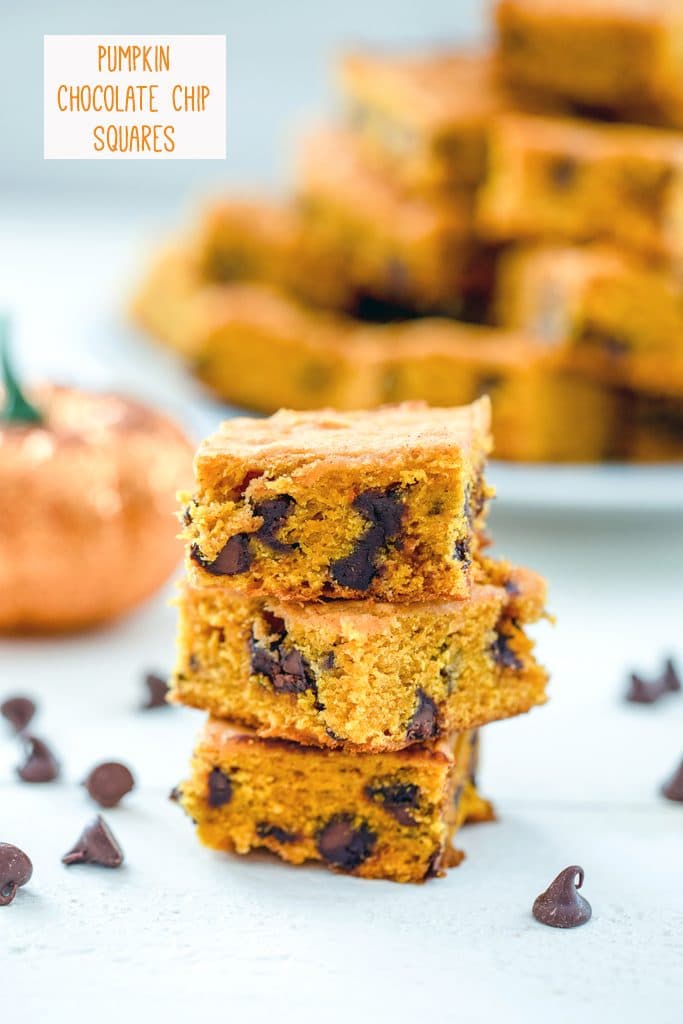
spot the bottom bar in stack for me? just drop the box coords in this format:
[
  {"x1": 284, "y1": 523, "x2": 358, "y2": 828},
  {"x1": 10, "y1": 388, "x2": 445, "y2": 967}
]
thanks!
[{"x1": 176, "y1": 719, "x2": 493, "y2": 883}]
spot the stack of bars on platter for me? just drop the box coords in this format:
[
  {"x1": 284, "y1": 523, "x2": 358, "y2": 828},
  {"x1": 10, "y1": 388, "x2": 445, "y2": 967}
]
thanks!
[
  {"x1": 171, "y1": 398, "x2": 549, "y2": 882},
  {"x1": 133, "y1": 0, "x2": 683, "y2": 464}
]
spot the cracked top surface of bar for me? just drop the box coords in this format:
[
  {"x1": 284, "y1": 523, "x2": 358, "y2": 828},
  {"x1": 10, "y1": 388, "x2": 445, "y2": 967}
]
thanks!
[{"x1": 184, "y1": 399, "x2": 492, "y2": 602}]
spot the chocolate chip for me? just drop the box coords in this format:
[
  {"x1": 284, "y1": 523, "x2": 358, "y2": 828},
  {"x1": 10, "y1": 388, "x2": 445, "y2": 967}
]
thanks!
[
  {"x1": 141, "y1": 672, "x2": 169, "y2": 709},
  {"x1": 207, "y1": 767, "x2": 232, "y2": 807},
  {"x1": 453, "y1": 538, "x2": 471, "y2": 565},
  {"x1": 0, "y1": 843, "x2": 33, "y2": 906},
  {"x1": 532, "y1": 866, "x2": 592, "y2": 928},
  {"x1": 1, "y1": 696, "x2": 36, "y2": 733},
  {"x1": 661, "y1": 757, "x2": 683, "y2": 802},
  {"x1": 191, "y1": 534, "x2": 252, "y2": 576},
  {"x1": 491, "y1": 624, "x2": 523, "y2": 671},
  {"x1": 84, "y1": 762, "x2": 135, "y2": 808},
  {"x1": 322, "y1": 651, "x2": 336, "y2": 671},
  {"x1": 256, "y1": 822, "x2": 298, "y2": 844},
  {"x1": 62, "y1": 816, "x2": 124, "y2": 868},
  {"x1": 626, "y1": 658, "x2": 681, "y2": 704},
  {"x1": 548, "y1": 157, "x2": 578, "y2": 190},
  {"x1": 330, "y1": 487, "x2": 404, "y2": 591},
  {"x1": 253, "y1": 495, "x2": 297, "y2": 553},
  {"x1": 262, "y1": 611, "x2": 286, "y2": 638},
  {"x1": 248, "y1": 631, "x2": 317, "y2": 696},
  {"x1": 233, "y1": 470, "x2": 261, "y2": 498},
  {"x1": 365, "y1": 780, "x2": 420, "y2": 826},
  {"x1": 17, "y1": 735, "x2": 59, "y2": 783},
  {"x1": 316, "y1": 815, "x2": 376, "y2": 870},
  {"x1": 406, "y1": 689, "x2": 439, "y2": 742}
]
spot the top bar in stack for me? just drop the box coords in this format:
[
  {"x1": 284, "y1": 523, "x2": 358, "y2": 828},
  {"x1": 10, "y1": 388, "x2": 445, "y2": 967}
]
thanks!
[
  {"x1": 496, "y1": 0, "x2": 683, "y2": 128},
  {"x1": 338, "y1": 49, "x2": 503, "y2": 195},
  {"x1": 183, "y1": 400, "x2": 492, "y2": 602}
]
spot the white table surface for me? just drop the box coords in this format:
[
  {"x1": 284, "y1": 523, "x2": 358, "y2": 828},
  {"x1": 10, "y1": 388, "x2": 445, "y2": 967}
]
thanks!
[{"x1": 1, "y1": 200, "x2": 682, "y2": 1023}]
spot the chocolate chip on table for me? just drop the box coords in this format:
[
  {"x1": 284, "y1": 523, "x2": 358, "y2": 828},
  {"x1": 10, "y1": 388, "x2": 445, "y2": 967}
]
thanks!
[
  {"x1": 0, "y1": 843, "x2": 33, "y2": 906},
  {"x1": 330, "y1": 487, "x2": 404, "y2": 591},
  {"x1": 316, "y1": 815, "x2": 376, "y2": 870},
  {"x1": 17, "y1": 735, "x2": 59, "y2": 783},
  {"x1": 84, "y1": 762, "x2": 135, "y2": 808},
  {"x1": 62, "y1": 816, "x2": 124, "y2": 868},
  {"x1": 256, "y1": 822, "x2": 298, "y2": 844},
  {"x1": 1, "y1": 695, "x2": 36, "y2": 733},
  {"x1": 207, "y1": 767, "x2": 232, "y2": 807},
  {"x1": 661, "y1": 757, "x2": 683, "y2": 802},
  {"x1": 191, "y1": 535, "x2": 252, "y2": 576},
  {"x1": 141, "y1": 672, "x2": 169, "y2": 710},
  {"x1": 365, "y1": 780, "x2": 420, "y2": 826},
  {"x1": 625, "y1": 657, "x2": 681, "y2": 704},
  {"x1": 252, "y1": 496, "x2": 297, "y2": 553},
  {"x1": 532, "y1": 866, "x2": 592, "y2": 928},
  {"x1": 406, "y1": 689, "x2": 439, "y2": 742}
]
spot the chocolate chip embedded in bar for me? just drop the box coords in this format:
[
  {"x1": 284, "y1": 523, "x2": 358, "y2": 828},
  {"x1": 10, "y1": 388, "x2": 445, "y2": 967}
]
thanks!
[
  {"x1": 176, "y1": 718, "x2": 492, "y2": 883},
  {"x1": 182, "y1": 400, "x2": 493, "y2": 603},
  {"x1": 171, "y1": 561, "x2": 547, "y2": 752}
]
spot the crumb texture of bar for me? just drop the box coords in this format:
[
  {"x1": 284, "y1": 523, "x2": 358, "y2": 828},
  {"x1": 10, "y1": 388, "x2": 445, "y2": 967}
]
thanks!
[
  {"x1": 172, "y1": 562, "x2": 548, "y2": 751},
  {"x1": 182, "y1": 400, "x2": 493, "y2": 602},
  {"x1": 178, "y1": 720, "x2": 493, "y2": 883}
]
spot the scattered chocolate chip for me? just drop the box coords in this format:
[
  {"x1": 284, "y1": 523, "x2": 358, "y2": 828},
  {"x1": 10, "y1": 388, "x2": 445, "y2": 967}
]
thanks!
[
  {"x1": 207, "y1": 767, "x2": 232, "y2": 807},
  {"x1": 330, "y1": 487, "x2": 404, "y2": 590},
  {"x1": 532, "y1": 866, "x2": 592, "y2": 928},
  {"x1": 248, "y1": 631, "x2": 317, "y2": 696},
  {"x1": 256, "y1": 822, "x2": 298, "y2": 844},
  {"x1": 17, "y1": 735, "x2": 59, "y2": 783},
  {"x1": 0, "y1": 843, "x2": 33, "y2": 906},
  {"x1": 191, "y1": 534, "x2": 252, "y2": 576},
  {"x1": 626, "y1": 658, "x2": 681, "y2": 704},
  {"x1": 141, "y1": 672, "x2": 169, "y2": 710},
  {"x1": 548, "y1": 157, "x2": 578, "y2": 190},
  {"x1": 83, "y1": 762, "x2": 135, "y2": 808},
  {"x1": 1, "y1": 696, "x2": 36, "y2": 733},
  {"x1": 62, "y1": 816, "x2": 124, "y2": 868},
  {"x1": 253, "y1": 495, "x2": 297, "y2": 553},
  {"x1": 406, "y1": 689, "x2": 439, "y2": 742},
  {"x1": 661, "y1": 757, "x2": 683, "y2": 802},
  {"x1": 453, "y1": 538, "x2": 471, "y2": 564},
  {"x1": 316, "y1": 815, "x2": 376, "y2": 870},
  {"x1": 365, "y1": 780, "x2": 420, "y2": 826},
  {"x1": 491, "y1": 624, "x2": 523, "y2": 671}
]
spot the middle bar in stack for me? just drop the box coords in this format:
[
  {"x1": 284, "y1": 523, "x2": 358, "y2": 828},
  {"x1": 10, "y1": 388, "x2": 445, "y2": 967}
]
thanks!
[{"x1": 173, "y1": 399, "x2": 549, "y2": 882}]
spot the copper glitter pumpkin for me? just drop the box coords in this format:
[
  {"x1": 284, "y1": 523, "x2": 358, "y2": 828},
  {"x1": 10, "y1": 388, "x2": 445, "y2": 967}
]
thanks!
[{"x1": 0, "y1": 382, "x2": 193, "y2": 632}]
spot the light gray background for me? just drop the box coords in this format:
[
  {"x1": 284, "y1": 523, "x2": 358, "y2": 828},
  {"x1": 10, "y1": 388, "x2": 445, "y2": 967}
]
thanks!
[{"x1": 1, "y1": 0, "x2": 486, "y2": 205}]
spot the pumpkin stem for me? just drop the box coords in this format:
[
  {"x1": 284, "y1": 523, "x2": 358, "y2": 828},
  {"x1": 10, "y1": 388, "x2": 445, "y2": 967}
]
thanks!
[{"x1": 0, "y1": 317, "x2": 43, "y2": 425}]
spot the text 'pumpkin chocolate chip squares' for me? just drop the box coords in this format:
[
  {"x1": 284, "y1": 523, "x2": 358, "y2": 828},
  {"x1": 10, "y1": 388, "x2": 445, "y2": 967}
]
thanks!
[
  {"x1": 173, "y1": 399, "x2": 549, "y2": 883},
  {"x1": 182, "y1": 399, "x2": 493, "y2": 603}
]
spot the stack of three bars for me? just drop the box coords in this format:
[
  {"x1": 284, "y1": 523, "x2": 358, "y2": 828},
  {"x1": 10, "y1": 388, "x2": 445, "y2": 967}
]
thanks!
[{"x1": 172, "y1": 398, "x2": 549, "y2": 882}]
